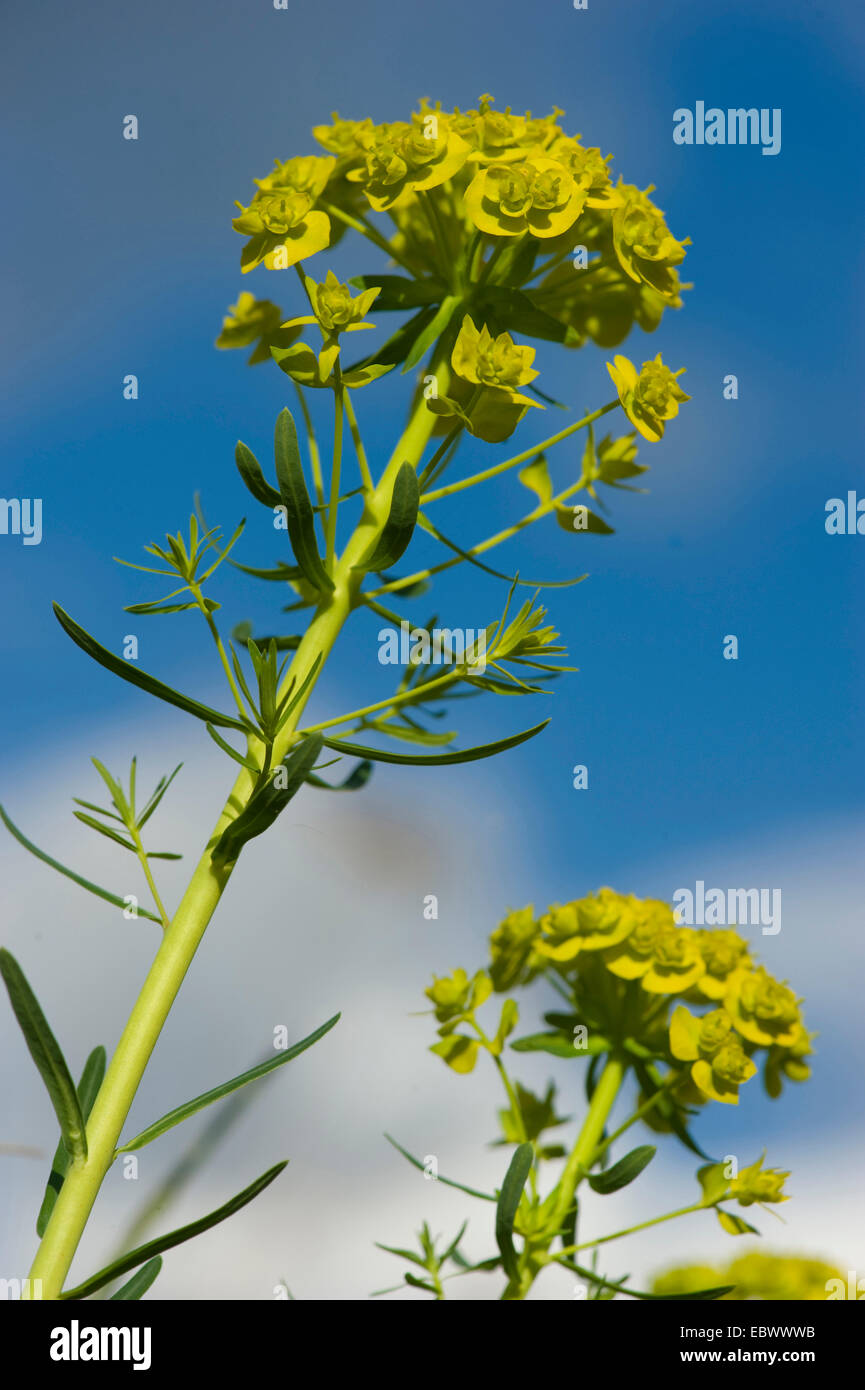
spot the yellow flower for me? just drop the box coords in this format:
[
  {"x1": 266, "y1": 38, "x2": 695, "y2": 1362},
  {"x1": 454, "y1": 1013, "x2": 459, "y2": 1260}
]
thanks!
[
  {"x1": 764, "y1": 1022, "x2": 815, "y2": 1098},
  {"x1": 451, "y1": 316, "x2": 539, "y2": 398},
  {"x1": 465, "y1": 156, "x2": 586, "y2": 238},
  {"x1": 547, "y1": 136, "x2": 620, "y2": 207},
  {"x1": 346, "y1": 114, "x2": 469, "y2": 211},
  {"x1": 604, "y1": 898, "x2": 674, "y2": 979},
  {"x1": 281, "y1": 270, "x2": 380, "y2": 339},
  {"x1": 425, "y1": 968, "x2": 474, "y2": 1023},
  {"x1": 215, "y1": 293, "x2": 293, "y2": 364},
  {"x1": 429, "y1": 316, "x2": 543, "y2": 444},
  {"x1": 233, "y1": 155, "x2": 336, "y2": 273},
  {"x1": 730, "y1": 1154, "x2": 790, "y2": 1207},
  {"x1": 254, "y1": 154, "x2": 336, "y2": 200},
  {"x1": 607, "y1": 353, "x2": 689, "y2": 442},
  {"x1": 726, "y1": 966, "x2": 801, "y2": 1047},
  {"x1": 612, "y1": 184, "x2": 689, "y2": 301},
  {"x1": 670, "y1": 1004, "x2": 755, "y2": 1103},
  {"x1": 312, "y1": 111, "x2": 375, "y2": 157},
  {"x1": 695, "y1": 928, "x2": 751, "y2": 1000},
  {"x1": 536, "y1": 888, "x2": 637, "y2": 963},
  {"x1": 670, "y1": 1004, "x2": 735, "y2": 1061},
  {"x1": 692, "y1": 1042, "x2": 758, "y2": 1105},
  {"x1": 641, "y1": 925, "x2": 705, "y2": 994},
  {"x1": 488, "y1": 906, "x2": 541, "y2": 992}
]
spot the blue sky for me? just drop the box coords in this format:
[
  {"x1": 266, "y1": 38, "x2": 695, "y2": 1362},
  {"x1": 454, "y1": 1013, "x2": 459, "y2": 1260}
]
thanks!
[{"x1": 1, "y1": 0, "x2": 863, "y2": 1292}]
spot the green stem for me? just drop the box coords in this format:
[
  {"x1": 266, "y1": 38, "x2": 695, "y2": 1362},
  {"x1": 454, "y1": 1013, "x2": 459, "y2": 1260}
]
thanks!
[
  {"x1": 368, "y1": 468, "x2": 592, "y2": 598},
  {"x1": 191, "y1": 582, "x2": 248, "y2": 722},
  {"x1": 554, "y1": 1201, "x2": 706, "y2": 1259},
  {"x1": 25, "y1": 355, "x2": 450, "y2": 1302},
  {"x1": 587, "y1": 1072, "x2": 678, "y2": 1168},
  {"x1": 321, "y1": 202, "x2": 419, "y2": 276},
  {"x1": 418, "y1": 190, "x2": 453, "y2": 287},
  {"x1": 128, "y1": 823, "x2": 171, "y2": 932},
  {"x1": 343, "y1": 391, "x2": 373, "y2": 492},
  {"x1": 292, "y1": 384, "x2": 325, "y2": 508},
  {"x1": 549, "y1": 1054, "x2": 626, "y2": 1236},
  {"x1": 325, "y1": 370, "x2": 345, "y2": 572},
  {"x1": 299, "y1": 666, "x2": 458, "y2": 736},
  {"x1": 421, "y1": 399, "x2": 619, "y2": 504}
]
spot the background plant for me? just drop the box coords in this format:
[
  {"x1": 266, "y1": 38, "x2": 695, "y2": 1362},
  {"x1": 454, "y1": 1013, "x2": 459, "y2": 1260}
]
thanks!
[
  {"x1": 378, "y1": 889, "x2": 812, "y2": 1300},
  {"x1": 2, "y1": 96, "x2": 691, "y2": 1301}
]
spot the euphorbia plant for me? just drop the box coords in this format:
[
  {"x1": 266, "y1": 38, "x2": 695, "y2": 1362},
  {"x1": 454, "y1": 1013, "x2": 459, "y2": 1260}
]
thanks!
[
  {"x1": 378, "y1": 891, "x2": 812, "y2": 1300},
  {"x1": 3, "y1": 96, "x2": 692, "y2": 1300}
]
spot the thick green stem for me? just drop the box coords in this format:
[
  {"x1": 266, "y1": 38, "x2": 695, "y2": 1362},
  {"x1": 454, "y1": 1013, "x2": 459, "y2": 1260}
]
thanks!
[
  {"x1": 549, "y1": 1054, "x2": 626, "y2": 1235},
  {"x1": 26, "y1": 361, "x2": 448, "y2": 1301}
]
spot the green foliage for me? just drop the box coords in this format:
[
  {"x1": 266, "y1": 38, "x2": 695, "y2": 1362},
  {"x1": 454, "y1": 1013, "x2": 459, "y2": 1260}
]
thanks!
[{"x1": 0, "y1": 951, "x2": 88, "y2": 1167}]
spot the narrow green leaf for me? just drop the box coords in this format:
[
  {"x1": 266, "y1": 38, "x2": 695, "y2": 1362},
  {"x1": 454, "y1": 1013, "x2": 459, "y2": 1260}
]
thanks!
[
  {"x1": 273, "y1": 409, "x2": 334, "y2": 593},
  {"x1": 717, "y1": 1208, "x2": 761, "y2": 1236},
  {"x1": 374, "y1": 1242, "x2": 429, "y2": 1269},
  {"x1": 517, "y1": 1027, "x2": 613, "y2": 1059},
  {"x1": 495, "y1": 1142, "x2": 533, "y2": 1281},
  {"x1": 384, "y1": 1134, "x2": 496, "y2": 1201},
  {"x1": 416, "y1": 514, "x2": 585, "y2": 589},
  {"x1": 476, "y1": 286, "x2": 581, "y2": 345},
  {"x1": 235, "y1": 441, "x2": 282, "y2": 509},
  {"x1": 348, "y1": 274, "x2": 445, "y2": 312},
  {"x1": 559, "y1": 1257, "x2": 734, "y2": 1301},
  {"x1": 403, "y1": 1272, "x2": 438, "y2": 1293},
  {"x1": 123, "y1": 600, "x2": 201, "y2": 616},
  {"x1": 440, "y1": 1219, "x2": 470, "y2": 1265},
  {"x1": 37, "y1": 1046, "x2": 106, "y2": 1236},
  {"x1": 0, "y1": 950, "x2": 87, "y2": 1165},
  {"x1": 90, "y1": 758, "x2": 130, "y2": 820},
  {"x1": 322, "y1": 719, "x2": 549, "y2": 767},
  {"x1": 555, "y1": 502, "x2": 615, "y2": 536},
  {"x1": 0, "y1": 805, "x2": 162, "y2": 925},
  {"x1": 586, "y1": 1145, "x2": 656, "y2": 1194},
  {"x1": 211, "y1": 734, "x2": 324, "y2": 865},
  {"x1": 110, "y1": 1257, "x2": 163, "y2": 1301},
  {"x1": 71, "y1": 798, "x2": 124, "y2": 822},
  {"x1": 205, "y1": 722, "x2": 260, "y2": 772},
  {"x1": 649, "y1": 1284, "x2": 737, "y2": 1301},
  {"x1": 235, "y1": 633, "x2": 301, "y2": 652},
  {"x1": 346, "y1": 305, "x2": 439, "y2": 373},
  {"x1": 306, "y1": 760, "x2": 373, "y2": 792},
  {"x1": 230, "y1": 560, "x2": 301, "y2": 582},
  {"x1": 633, "y1": 1060, "x2": 714, "y2": 1162},
  {"x1": 354, "y1": 462, "x2": 419, "y2": 573},
  {"x1": 136, "y1": 764, "x2": 183, "y2": 829},
  {"x1": 365, "y1": 720, "x2": 455, "y2": 747},
  {"x1": 52, "y1": 605, "x2": 249, "y2": 732},
  {"x1": 510, "y1": 1032, "x2": 581, "y2": 1058},
  {"x1": 402, "y1": 295, "x2": 462, "y2": 373},
  {"x1": 117, "y1": 1013, "x2": 339, "y2": 1153},
  {"x1": 59, "y1": 1161, "x2": 288, "y2": 1300},
  {"x1": 72, "y1": 812, "x2": 137, "y2": 853}
]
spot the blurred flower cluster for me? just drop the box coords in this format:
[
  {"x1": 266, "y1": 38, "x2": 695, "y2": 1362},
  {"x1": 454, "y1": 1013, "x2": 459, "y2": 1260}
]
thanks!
[
  {"x1": 652, "y1": 1251, "x2": 845, "y2": 1301},
  {"x1": 426, "y1": 888, "x2": 813, "y2": 1117}
]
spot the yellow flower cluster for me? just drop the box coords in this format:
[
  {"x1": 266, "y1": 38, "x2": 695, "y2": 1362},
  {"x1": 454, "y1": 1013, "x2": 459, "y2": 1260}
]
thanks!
[
  {"x1": 433, "y1": 888, "x2": 814, "y2": 1108},
  {"x1": 229, "y1": 96, "x2": 690, "y2": 353},
  {"x1": 652, "y1": 1251, "x2": 845, "y2": 1301}
]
